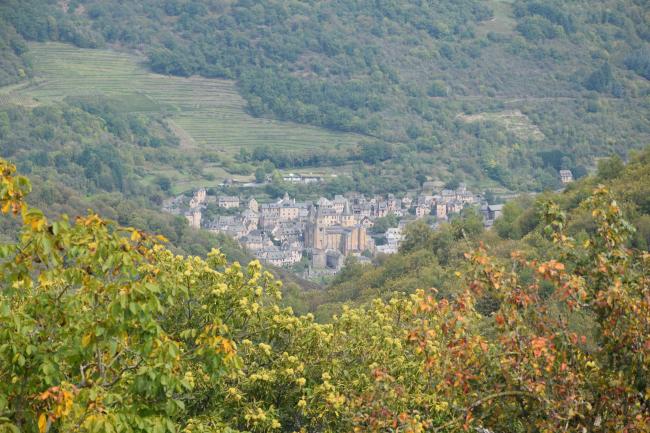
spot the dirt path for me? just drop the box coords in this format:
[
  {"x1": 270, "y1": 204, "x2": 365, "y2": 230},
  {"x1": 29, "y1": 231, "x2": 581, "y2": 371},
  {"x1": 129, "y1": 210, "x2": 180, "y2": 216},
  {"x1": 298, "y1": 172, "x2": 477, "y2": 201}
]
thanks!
[{"x1": 165, "y1": 119, "x2": 198, "y2": 150}]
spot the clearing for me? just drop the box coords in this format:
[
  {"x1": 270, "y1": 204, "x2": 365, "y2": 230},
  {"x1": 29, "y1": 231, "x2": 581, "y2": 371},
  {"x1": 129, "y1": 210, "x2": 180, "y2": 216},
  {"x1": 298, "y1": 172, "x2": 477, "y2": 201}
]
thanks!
[
  {"x1": 476, "y1": 0, "x2": 517, "y2": 37},
  {"x1": 457, "y1": 110, "x2": 545, "y2": 141}
]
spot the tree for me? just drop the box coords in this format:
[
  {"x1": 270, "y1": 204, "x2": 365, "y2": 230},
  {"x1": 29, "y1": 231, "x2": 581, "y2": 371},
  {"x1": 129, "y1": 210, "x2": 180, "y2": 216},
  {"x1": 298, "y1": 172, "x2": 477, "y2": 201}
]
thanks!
[
  {"x1": 624, "y1": 46, "x2": 650, "y2": 80},
  {"x1": 360, "y1": 141, "x2": 393, "y2": 164},
  {"x1": 585, "y1": 62, "x2": 615, "y2": 93},
  {"x1": 254, "y1": 167, "x2": 266, "y2": 183},
  {"x1": 370, "y1": 213, "x2": 399, "y2": 234},
  {"x1": 155, "y1": 175, "x2": 172, "y2": 192},
  {"x1": 0, "y1": 112, "x2": 9, "y2": 139},
  {"x1": 400, "y1": 220, "x2": 435, "y2": 253},
  {"x1": 0, "y1": 159, "x2": 277, "y2": 432},
  {"x1": 427, "y1": 80, "x2": 448, "y2": 97},
  {"x1": 597, "y1": 154, "x2": 625, "y2": 180},
  {"x1": 493, "y1": 200, "x2": 525, "y2": 239},
  {"x1": 444, "y1": 176, "x2": 461, "y2": 190},
  {"x1": 451, "y1": 207, "x2": 484, "y2": 239}
]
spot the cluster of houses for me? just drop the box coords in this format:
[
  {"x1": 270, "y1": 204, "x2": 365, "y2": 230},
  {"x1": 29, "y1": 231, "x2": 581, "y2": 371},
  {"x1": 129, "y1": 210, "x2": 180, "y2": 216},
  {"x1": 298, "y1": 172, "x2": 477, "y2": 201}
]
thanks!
[
  {"x1": 208, "y1": 193, "x2": 377, "y2": 272},
  {"x1": 159, "y1": 168, "x2": 580, "y2": 277},
  {"x1": 163, "y1": 182, "x2": 510, "y2": 275},
  {"x1": 411, "y1": 182, "x2": 480, "y2": 218}
]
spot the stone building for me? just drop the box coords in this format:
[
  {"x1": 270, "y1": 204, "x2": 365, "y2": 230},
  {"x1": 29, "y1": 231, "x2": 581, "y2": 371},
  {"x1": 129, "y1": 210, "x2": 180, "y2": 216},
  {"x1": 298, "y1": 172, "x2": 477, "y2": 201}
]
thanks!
[
  {"x1": 260, "y1": 193, "x2": 300, "y2": 224},
  {"x1": 415, "y1": 204, "x2": 431, "y2": 218},
  {"x1": 446, "y1": 201, "x2": 463, "y2": 215},
  {"x1": 559, "y1": 170, "x2": 574, "y2": 184},
  {"x1": 332, "y1": 195, "x2": 348, "y2": 214},
  {"x1": 189, "y1": 188, "x2": 207, "y2": 209},
  {"x1": 185, "y1": 208, "x2": 202, "y2": 229},
  {"x1": 248, "y1": 197, "x2": 259, "y2": 213},
  {"x1": 305, "y1": 202, "x2": 370, "y2": 258},
  {"x1": 435, "y1": 203, "x2": 447, "y2": 219},
  {"x1": 218, "y1": 195, "x2": 240, "y2": 209}
]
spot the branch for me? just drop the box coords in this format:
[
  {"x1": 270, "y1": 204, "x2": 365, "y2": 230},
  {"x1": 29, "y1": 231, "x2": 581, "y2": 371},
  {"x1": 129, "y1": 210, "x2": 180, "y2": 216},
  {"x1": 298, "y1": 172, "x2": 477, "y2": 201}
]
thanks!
[
  {"x1": 433, "y1": 391, "x2": 545, "y2": 432},
  {"x1": 101, "y1": 358, "x2": 144, "y2": 388},
  {"x1": 76, "y1": 362, "x2": 96, "y2": 388}
]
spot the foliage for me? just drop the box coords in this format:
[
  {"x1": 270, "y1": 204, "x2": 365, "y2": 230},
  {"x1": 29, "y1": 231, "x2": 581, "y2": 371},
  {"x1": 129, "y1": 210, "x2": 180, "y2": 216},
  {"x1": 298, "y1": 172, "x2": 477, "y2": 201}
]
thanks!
[
  {"x1": 0, "y1": 159, "x2": 274, "y2": 432},
  {"x1": 625, "y1": 46, "x2": 650, "y2": 80},
  {"x1": 2, "y1": 158, "x2": 650, "y2": 432},
  {"x1": 369, "y1": 213, "x2": 399, "y2": 235},
  {"x1": 0, "y1": 102, "x2": 250, "y2": 261},
  {"x1": 0, "y1": 17, "x2": 29, "y2": 86},
  {"x1": 584, "y1": 63, "x2": 618, "y2": 94},
  {"x1": 1, "y1": 0, "x2": 649, "y2": 191}
]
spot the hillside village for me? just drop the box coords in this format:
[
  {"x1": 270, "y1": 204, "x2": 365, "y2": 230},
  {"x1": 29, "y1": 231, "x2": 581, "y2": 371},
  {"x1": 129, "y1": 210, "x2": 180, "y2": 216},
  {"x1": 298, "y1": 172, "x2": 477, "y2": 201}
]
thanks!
[{"x1": 162, "y1": 181, "x2": 510, "y2": 277}]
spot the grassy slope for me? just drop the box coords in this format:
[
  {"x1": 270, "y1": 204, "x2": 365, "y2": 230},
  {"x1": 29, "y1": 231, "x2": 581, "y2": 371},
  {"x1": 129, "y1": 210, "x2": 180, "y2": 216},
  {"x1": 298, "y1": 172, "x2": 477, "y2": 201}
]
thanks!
[{"x1": 4, "y1": 42, "x2": 363, "y2": 163}]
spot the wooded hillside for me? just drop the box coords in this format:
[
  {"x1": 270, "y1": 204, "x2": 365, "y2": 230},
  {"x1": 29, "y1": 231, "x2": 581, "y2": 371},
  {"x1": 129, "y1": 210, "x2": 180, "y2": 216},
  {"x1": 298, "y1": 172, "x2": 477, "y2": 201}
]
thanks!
[{"x1": 1, "y1": 0, "x2": 648, "y2": 190}]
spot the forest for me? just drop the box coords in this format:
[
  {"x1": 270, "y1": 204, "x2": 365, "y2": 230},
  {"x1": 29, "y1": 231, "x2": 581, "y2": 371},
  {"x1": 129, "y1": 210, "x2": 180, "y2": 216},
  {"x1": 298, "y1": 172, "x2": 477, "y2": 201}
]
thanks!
[{"x1": 0, "y1": 0, "x2": 649, "y2": 191}]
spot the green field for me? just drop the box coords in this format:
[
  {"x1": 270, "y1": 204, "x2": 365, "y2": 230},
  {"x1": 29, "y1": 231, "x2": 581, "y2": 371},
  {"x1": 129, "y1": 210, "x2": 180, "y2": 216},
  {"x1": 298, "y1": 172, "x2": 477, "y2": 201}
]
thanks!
[{"x1": 3, "y1": 42, "x2": 363, "y2": 156}]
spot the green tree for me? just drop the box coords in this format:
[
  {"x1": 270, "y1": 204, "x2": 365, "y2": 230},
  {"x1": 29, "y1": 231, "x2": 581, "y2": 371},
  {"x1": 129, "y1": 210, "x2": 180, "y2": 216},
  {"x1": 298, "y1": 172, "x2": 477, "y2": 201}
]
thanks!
[
  {"x1": 585, "y1": 62, "x2": 615, "y2": 93},
  {"x1": 370, "y1": 213, "x2": 399, "y2": 234},
  {"x1": 597, "y1": 155, "x2": 625, "y2": 180},
  {"x1": 254, "y1": 167, "x2": 266, "y2": 183}
]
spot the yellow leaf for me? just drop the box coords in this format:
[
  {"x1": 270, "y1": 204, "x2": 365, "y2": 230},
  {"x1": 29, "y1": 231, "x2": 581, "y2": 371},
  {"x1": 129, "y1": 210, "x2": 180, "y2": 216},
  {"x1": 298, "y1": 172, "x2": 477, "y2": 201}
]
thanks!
[
  {"x1": 31, "y1": 216, "x2": 46, "y2": 231},
  {"x1": 38, "y1": 413, "x2": 47, "y2": 433},
  {"x1": 81, "y1": 334, "x2": 92, "y2": 347},
  {"x1": 131, "y1": 230, "x2": 141, "y2": 241}
]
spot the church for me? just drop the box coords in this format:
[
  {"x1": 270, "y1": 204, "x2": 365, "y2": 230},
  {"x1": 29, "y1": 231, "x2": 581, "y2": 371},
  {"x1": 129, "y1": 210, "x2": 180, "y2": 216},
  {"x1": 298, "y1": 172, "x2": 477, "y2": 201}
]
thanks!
[{"x1": 304, "y1": 200, "x2": 371, "y2": 258}]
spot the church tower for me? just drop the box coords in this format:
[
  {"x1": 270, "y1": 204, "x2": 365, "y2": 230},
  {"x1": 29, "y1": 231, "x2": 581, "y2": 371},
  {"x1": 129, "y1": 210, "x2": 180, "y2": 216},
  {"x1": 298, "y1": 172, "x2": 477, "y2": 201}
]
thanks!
[
  {"x1": 248, "y1": 197, "x2": 259, "y2": 213},
  {"x1": 313, "y1": 206, "x2": 324, "y2": 249},
  {"x1": 341, "y1": 200, "x2": 354, "y2": 227},
  {"x1": 306, "y1": 205, "x2": 324, "y2": 250}
]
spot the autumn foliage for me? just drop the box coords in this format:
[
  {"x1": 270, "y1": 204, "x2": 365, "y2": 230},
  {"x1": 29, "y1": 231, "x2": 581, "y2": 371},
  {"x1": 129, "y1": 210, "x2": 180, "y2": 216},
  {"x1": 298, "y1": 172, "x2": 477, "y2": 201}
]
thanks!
[{"x1": 0, "y1": 158, "x2": 648, "y2": 432}]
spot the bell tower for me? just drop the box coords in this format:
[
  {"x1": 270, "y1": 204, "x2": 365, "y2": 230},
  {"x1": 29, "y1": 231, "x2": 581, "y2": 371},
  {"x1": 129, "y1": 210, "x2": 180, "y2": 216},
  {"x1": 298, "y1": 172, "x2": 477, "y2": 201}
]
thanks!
[{"x1": 341, "y1": 201, "x2": 354, "y2": 227}]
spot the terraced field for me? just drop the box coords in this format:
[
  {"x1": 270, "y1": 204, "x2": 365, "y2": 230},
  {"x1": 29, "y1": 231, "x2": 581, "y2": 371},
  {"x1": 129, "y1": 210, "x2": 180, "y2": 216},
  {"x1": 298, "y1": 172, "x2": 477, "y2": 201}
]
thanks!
[
  {"x1": 3, "y1": 42, "x2": 362, "y2": 155},
  {"x1": 457, "y1": 110, "x2": 545, "y2": 141}
]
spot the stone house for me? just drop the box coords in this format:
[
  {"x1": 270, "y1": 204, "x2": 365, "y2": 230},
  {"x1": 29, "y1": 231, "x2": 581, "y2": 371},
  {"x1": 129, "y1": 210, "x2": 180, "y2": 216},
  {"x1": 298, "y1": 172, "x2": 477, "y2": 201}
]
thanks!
[
  {"x1": 218, "y1": 195, "x2": 240, "y2": 209},
  {"x1": 435, "y1": 203, "x2": 447, "y2": 219},
  {"x1": 185, "y1": 208, "x2": 202, "y2": 229},
  {"x1": 486, "y1": 204, "x2": 503, "y2": 222},
  {"x1": 446, "y1": 201, "x2": 463, "y2": 215},
  {"x1": 415, "y1": 204, "x2": 431, "y2": 218},
  {"x1": 559, "y1": 170, "x2": 574, "y2": 184}
]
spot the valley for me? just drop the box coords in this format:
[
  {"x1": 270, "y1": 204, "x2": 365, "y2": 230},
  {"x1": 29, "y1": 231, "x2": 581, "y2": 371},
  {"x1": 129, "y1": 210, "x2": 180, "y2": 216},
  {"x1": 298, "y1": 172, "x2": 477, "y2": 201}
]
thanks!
[
  {"x1": 0, "y1": 1, "x2": 649, "y2": 432},
  {"x1": 1, "y1": 42, "x2": 363, "y2": 190}
]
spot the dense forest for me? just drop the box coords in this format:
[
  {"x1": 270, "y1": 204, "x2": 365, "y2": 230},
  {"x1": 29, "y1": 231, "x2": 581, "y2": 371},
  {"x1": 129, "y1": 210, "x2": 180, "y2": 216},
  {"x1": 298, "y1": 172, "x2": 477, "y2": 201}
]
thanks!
[
  {"x1": 0, "y1": 0, "x2": 649, "y2": 190},
  {"x1": 1, "y1": 151, "x2": 649, "y2": 432}
]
